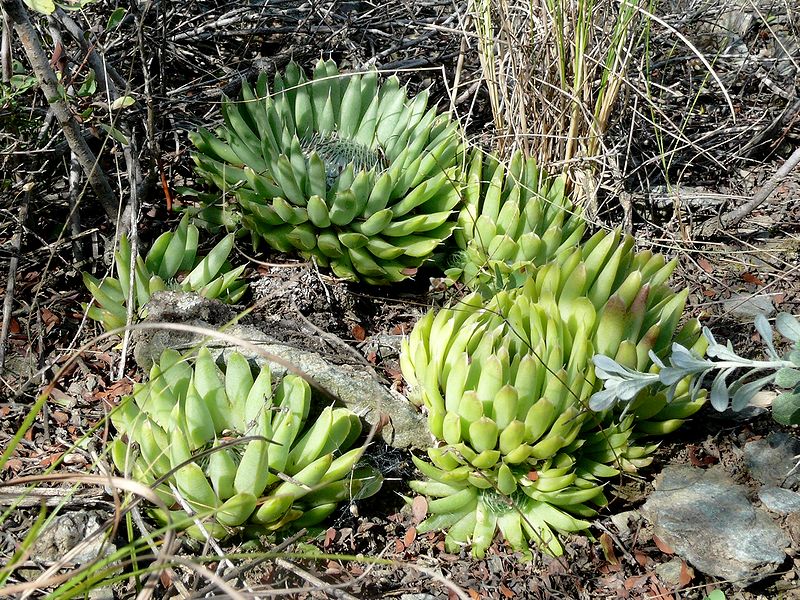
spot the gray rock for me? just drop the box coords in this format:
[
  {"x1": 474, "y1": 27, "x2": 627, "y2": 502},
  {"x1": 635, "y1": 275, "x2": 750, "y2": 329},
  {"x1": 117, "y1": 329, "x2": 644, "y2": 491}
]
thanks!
[
  {"x1": 88, "y1": 588, "x2": 115, "y2": 600},
  {"x1": 132, "y1": 292, "x2": 430, "y2": 449},
  {"x1": 744, "y1": 432, "x2": 800, "y2": 489},
  {"x1": 723, "y1": 293, "x2": 775, "y2": 320},
  {"x1": 655, "y1": 557, "x2": 685, "y2": 586},
  {"x1": 642, "y1": 465, "x2": 789, "y2": 586},
  {"x1": 759, "y1": 487, "x2": 800, "y2": 515},
  {"x1": 610, "y1": 510, "x2": 639, "y2": 541},
  {"x1": 30, "y1": 511, "x2": 116, "y2": 565}
]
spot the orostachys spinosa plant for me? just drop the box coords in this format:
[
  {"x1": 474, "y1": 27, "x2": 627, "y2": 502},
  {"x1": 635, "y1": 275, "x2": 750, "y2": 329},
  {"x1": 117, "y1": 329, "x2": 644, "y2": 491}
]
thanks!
[
  {"x1": 83, "y1": 215, "x2": 247, "y2": 332},
  {"x1": 190, "y1": 60, "x2": 465, "y2": 284},
  {"x1": 401, "y1": 229, "x2": 708, "y2": 557},
  {"x1": 110, "y1": 347, "x2": 382, "y2": 540},
  {"x1": 447, "y1": 149, "x2": 586, "y2": 294}
]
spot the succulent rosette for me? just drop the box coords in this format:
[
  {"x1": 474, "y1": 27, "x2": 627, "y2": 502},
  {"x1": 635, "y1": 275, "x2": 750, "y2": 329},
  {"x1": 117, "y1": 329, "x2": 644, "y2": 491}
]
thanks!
[
  {"x1": 401, "y1": 229, "x2": 707, "y2": 556},
  {"x1": 110, "y1": 347, "x2": 382, "y2": 540},
  {"x1": 447, "y1": 150, "x2": 585, "y2": 292},
  {"x1": 190, "y1": 60, "x2": 465, "y2": 284},
  {"x1": 83, "y1": 215, "x2": 247, "y2": 332}
]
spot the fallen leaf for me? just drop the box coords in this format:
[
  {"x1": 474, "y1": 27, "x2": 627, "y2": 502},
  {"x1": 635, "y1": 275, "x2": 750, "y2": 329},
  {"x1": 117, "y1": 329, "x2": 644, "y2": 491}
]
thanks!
[
  {"x1": 653, "y1": 535, "x2": 675, "y2": 554},
  {"x1": 411, "y1": 495, "x2": 428, "y2": 524},
  {"x1": 624, "y1": 575, "x2": 647, "y2": 590},
  {"x1": 3, "y1": 458, "x2": 22, "y2": 471},
  {"x1": 390, "y1": 323, "x2": 409, "y2": 335},
  {"x1": 648, "y1": 577, "x2": 674, "y2": 600},
  {"x1": 688, "y1": 444, "x2": 718, "y2": 467},
  {"x1": 351, "y1": 324, "x2": 366, "y2": 341},
  {"x1": 773, "y1": 292, "x2": 785, "y2": 306},
  {"x1": 159, "y1": 570, "x2": 171, "y2": 588},
  {"x1": 49, "y1": 388, "x2": 73, "y2": 406},
  {"x1": 634, "y1": 550, "x2": 649, "y2": 566},
  {"x1": 499, "y1": 584, "x2": 514, "y2": 598},
  {"x1": 324, "y1": 527, "x2": 336, "y2": 548},
  {"x1": 9, "y1": 318, "x2": 20, "y2": 334},
  {"x1": 679, "y1": 560, "x2": 694, "y2": 586},
  {"x1": 41, "y1": 308, "x2": 59, "y2": 331},
  {"x1": 52, "y1": 411, "x2": 69, "y2": 425},
  {"x1": 325, "y1": 560, "x2": 342, "y2": 575},
  {"x1": 468, "y1": 589, "x2": 480, "y2": 600},
  {"x1": 697, "y1": 258, "x2": 713, "y2": 273},
  {"x1": 39, "y1": 453, "x2": 63, "y2": 467},
  {"x1": 742, "y1": 272, "x2": 765, "y2": 286},
  {"x1": 600, "y1": 532, "x2": 619, "y2": 565},
  {"x1": 394, "y1": 539, "x2": 405, "y2": 553},
  {"x1": 404, "y1": 526, "x2": 417, "y2": 547},
  {"x1": 702, "y1": 288, "x2": 718, "y2": 298}
]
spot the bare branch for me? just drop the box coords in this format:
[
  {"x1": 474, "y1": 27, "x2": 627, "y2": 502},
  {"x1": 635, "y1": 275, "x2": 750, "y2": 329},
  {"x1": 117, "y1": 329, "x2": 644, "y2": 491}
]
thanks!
[{"x1": 0, "y1": 0, "x2": 120, "y2": 221}]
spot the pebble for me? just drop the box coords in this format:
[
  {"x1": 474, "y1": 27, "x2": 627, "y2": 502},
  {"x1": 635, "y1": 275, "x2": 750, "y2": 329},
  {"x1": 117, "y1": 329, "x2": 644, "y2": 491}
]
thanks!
[
  {"x1": 642, "y1": 465, "x2": 789, "y2": 586},
  {"x1": 759, "y1": 487, "x2": 800, "y2": 515},
  {"x1": 744, "y1": 432, "x2": 800, "y2": 489}
]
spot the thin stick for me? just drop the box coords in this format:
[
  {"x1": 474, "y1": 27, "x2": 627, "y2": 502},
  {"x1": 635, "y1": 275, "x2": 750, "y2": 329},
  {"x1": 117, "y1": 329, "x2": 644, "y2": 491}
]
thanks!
[
  {"x1": 0, "y1": 0, "x2": 119, "y2": 221},
  {"x1": 274, "y1": 558, "x2": 362, "y2": 600},
  {"x1": 0, "y1": 185, "x2": 30, "y2": 371},
  {"x1": 700, "y1": 145, "x2": 800, "y2": 236}
]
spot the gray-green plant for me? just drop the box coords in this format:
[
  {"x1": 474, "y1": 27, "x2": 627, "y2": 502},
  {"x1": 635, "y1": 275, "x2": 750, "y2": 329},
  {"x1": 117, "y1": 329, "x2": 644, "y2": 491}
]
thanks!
[
  {"x1": 402, "y1": 229, "x2": 706, "y2": 557},
  {"x1": 190, "y1": 60, "x2": 464, "y2": 284},
  {"x1": 446, "y1": 149, "x2": 586, "y2": 294},
  {"x1": 111, "y1": 347, "x2": 382, "y2": 540},
  {"x1": 590, "y1": 312, "x2": 800, "y2": 425},
  {"x1": 83, "y1": 215, "x2": 247, "y2": 331}
]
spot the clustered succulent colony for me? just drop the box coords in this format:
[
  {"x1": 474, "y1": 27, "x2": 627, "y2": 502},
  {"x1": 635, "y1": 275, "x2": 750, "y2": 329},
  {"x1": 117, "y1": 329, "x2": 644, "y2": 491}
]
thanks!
[
  {"x1": 84, "y1": 215, "x2": 247, "y2": 332},
  {"x1": 447, "y1": 150, "x2": 586, "y2": 294},
  {"x1": 110, "y1": 348, "x2": 382, "y2": 540},
  {"x1": 89, "y1": 61, "x2": 716, "y2": 553},
  {"x1": 401, "y1": 228, "x2": 707, "y2": 556},
  {"x1": 190, "y1": 60, "x2": 464, "y2": 284}
]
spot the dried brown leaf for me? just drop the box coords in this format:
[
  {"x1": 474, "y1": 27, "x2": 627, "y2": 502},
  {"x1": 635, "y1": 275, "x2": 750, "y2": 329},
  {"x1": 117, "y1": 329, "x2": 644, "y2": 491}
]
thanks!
[
  {"x1": 653, "y1": 535, "x2": 675, "y2": 554},
  {"x1": 411, "y1": 495, "x2": 428, "y2": 524}
]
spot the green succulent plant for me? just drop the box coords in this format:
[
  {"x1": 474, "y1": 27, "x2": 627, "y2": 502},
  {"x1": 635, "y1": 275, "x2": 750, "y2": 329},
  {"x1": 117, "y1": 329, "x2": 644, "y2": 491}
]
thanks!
[
  {"x1": 84, "y1": 216, "x2": 247, "y2": 332},
  {"x1": 190, "y1": 60, "x2": 465, "y2": 284},
  {"x1": 110, "y1": 347, "x2": 382, "y2": 540},
  {"x1": 446, "y1": 150, "x2": 585, "y2": 293},
  {"x1": 401, "y1": 229, "x2": 707, "y2": 557}
]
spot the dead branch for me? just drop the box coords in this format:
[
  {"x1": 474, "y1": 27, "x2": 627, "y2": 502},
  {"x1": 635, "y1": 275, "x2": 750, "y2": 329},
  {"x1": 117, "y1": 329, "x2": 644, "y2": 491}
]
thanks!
[
  {"x1": 0, "y1": 0, "x2": 120, "y2": 222},
  {"x1": 699, "y1": 145, "x2": 800, "y2": 236}
]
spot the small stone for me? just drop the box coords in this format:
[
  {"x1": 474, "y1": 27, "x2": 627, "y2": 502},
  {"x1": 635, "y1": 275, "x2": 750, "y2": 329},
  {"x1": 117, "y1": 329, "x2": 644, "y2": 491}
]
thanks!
[
  {"x1": 655, "y1": 557, "x2": 685, "y2": 586},
  {"x1": 400, "y1": 595, "x2": 437, "y2": 600},
  {"x1": 723, "y1": 292, "x2": 775, "y2": 320},
  {"x1": 30, "y1": 511, "x2": 116, "y2": 565},
  {"x1": 486, "y1": 555, "x2": 504, "y2": 574},
  {"x1": 642, "y1": 465, "x2": 789, "y2": 586},
  {"x1": 88, "y1": 588, "x2": 115, "y2": 600},
  {"x1": 610, "y1": 510, "x2": 639, "y2": 540},
  {"x1": 745, "y1": 432, "x2": 800, "y2": 489},
  {"x1": 759, "y1": 487, "x2": 800, "y2": 515}
]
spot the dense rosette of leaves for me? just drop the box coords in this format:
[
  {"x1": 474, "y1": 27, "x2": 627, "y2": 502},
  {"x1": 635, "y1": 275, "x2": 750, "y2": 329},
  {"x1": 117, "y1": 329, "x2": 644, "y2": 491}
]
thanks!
[
  {"x1": 190, "y1": 60, "x2": 464, "y2": 284},
  {"x1": 83, "y1": 216, "x2": 247, "y2": 332},
  {"x1": 402, "y1": 230, "x2": 707, "y2": 556},
  {"x1": 110, "y1": 348, "x2": 382, "y2": 540},
  {"x1": 447, "y1": 150, "x2": 585, "y2": 293}
]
